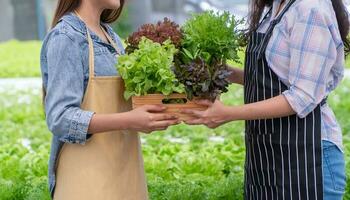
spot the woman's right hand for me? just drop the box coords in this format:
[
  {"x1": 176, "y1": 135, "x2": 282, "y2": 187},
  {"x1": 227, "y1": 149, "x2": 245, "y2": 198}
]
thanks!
[{"x1": 123, "y1": 105, "x2": 180, "y2": 133}]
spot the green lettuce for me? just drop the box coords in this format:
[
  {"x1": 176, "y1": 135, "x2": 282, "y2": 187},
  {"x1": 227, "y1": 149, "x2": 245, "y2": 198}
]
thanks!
[
  {"x1": 180, "y1": 11, "x2": 242, "y2": 65},
  {"x1": 118, "y1": 37, "x2": 185, "y2": 100},
  {"x1": 172, "y1": 11, "x2": 243, "y2": 101}
]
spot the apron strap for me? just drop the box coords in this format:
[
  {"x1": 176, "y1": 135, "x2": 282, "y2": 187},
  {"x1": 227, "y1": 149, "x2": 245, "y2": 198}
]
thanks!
[
  {"x1": 86, "y1": 30, "x2": 95, "y2": 79},
  {"x1": 257, "y1": 0, "x2": 296, "y2": 59},
  {"x1": 74, "y1": 11, "x2": 120, "y2": 79},
  {"x1": 100, "y1": 27, "x2": 122, "y2": 55},
  {"x1": 256, "y1": 7, "x2": 273, "y2": 30},
  {"x1": 74, "y1": 11, "x2": 95, "y2": 79},
  {"x1": 320, "y1": 97, "x2": 328, "y2": 106}
]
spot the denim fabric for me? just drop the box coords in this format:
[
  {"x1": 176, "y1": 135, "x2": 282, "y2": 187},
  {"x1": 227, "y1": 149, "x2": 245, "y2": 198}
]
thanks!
[
  {"x1": 323, "y1": 140, "x2": 347, "y2": 199},
  {"x1": 40, "y1": 12, "x2": 125, "y2": 196}
]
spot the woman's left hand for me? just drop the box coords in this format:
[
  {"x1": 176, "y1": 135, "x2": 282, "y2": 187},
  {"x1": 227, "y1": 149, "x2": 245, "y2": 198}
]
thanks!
[
  {"x1": 181, "y1": 100, "x2": 233, "y2": 128},
  {"x1": 181, "y1": 95, "x2": 297, "y2": 129}
]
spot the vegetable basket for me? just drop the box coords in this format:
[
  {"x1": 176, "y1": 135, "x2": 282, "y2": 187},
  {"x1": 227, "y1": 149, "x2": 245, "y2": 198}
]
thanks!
[
  {"x1": 117, "y1": 11, "x2": 243, "y2": 122},
  {"x1": 132, "y1": 94, "x2": 207, "y2": 121}
]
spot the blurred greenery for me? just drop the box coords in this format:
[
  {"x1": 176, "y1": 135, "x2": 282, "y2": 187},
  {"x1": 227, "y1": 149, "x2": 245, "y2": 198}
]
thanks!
[
  {"x1": 112, "y1": 7, "x2": 132, "y2": 39},
  {"x1": 0, "y1": 40, "x2": 350, "y2": 199},
  {"x1": 0, "y1": 41, "x2": 42, "y2": 77},
  {"x1": 0, "y1": 41, "x2": 349, "y2": 78},
  {"x1": 0, "y1": 79, "x2": 350, "y2": 199}
]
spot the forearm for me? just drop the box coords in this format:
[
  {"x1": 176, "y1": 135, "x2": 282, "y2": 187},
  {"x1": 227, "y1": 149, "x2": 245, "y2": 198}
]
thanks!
[
  {"x1": 88, "y1": 112, "x2": 131, "y2": 134},
  {"x1": 227, "y1": 66, "x2": 244, "y2": 85},
  {"x1": 227, "y1": 95, "x2": 296, "y2": 121}
]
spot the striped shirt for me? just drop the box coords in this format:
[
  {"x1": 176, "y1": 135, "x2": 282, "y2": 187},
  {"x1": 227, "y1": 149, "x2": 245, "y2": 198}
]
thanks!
[{"x1": 258, "y1": 0, "x2": 345, "y2": 150}]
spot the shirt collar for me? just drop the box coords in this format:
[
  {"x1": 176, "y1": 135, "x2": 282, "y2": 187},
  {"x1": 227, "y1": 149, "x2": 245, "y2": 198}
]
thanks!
[
  {"x1": 271, "y1": 0, "x2": 292, "y2": 19},
  {"x1": 60, "y1": 12, "x2": 87, "y2": 35},
  {"x1": 60, "y1": 12, "x2": 115, "y2": 41}
]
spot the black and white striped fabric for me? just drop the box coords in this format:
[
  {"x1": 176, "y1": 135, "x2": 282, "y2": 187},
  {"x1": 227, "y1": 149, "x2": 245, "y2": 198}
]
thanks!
[{"x1": 243, "y1": 1, "x2": 324, "y2": 199}]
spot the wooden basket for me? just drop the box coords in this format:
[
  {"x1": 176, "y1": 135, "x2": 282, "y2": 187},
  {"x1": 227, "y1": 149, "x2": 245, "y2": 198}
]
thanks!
[{"x1": 132, "y1": 93, "x2": 207, "y2": 121}]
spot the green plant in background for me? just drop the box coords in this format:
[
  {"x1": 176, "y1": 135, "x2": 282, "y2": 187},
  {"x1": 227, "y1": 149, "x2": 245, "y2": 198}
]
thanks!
[
  {"x1": 0, "y1": 89, "x2": 51, "y2": 200},
  {"x1": 118, "y1": 38, "x2": 184, "y2": 100},
  {"x1": 1, "y1": 80, "x2": 350, "y2": 199},
  {"x1": 112, "y1": 7, "x2": 132, "y2": 39},
  {"x1": 0, "y1": 40, "x2": 41, "y2": 78},
  {"x1": 0, "y1": 40, "x2": 350, "y2": 78}
]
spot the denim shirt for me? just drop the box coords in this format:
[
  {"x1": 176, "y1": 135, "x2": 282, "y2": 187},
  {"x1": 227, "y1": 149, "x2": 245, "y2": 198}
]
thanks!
[{"x1": 40, "y1": 12, "x2": 125, "y2": 197}]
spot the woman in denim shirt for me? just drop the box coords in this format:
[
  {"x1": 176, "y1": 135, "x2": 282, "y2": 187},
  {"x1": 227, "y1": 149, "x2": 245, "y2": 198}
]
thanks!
[{"x1": 41, "y1": 0, "x2": 180, "y2": 198}]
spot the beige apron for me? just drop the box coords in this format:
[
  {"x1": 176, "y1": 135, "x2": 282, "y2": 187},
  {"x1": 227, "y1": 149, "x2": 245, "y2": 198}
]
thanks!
[{"x1": 54, "y1": 21, "x2": 148, "y2": 200}]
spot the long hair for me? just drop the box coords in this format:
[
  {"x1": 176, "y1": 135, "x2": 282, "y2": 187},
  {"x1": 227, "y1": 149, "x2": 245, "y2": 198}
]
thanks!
[
  {"x1": 247, "y1": 0, "x2": 350, "y2": 54},
  {"x1": 43, "y1": 0, "x2": 125, "y2": 105},
  {"x1": 51, "y1": 0, "x2": 125, "y2": 28}
]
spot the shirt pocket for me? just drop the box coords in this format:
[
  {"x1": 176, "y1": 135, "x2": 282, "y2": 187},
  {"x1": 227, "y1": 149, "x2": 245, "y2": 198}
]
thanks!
[{"x1": 93, "y1": 46, "x2": 118, "y2": 77}]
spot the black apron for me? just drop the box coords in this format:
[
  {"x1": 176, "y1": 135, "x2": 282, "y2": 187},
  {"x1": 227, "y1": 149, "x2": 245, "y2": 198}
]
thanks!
[{"x1": 243, "y1": 1, "x2": 324, "y2": 200}]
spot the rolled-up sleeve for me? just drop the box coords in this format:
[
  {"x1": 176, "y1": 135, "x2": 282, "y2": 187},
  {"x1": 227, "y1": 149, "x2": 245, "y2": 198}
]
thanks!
[
  {"x1": 45, "y1": 32, "x2": 94, "y2": 144},
  {"x1": 282, "y1": 8, "x2": 339, "y2": 118}
]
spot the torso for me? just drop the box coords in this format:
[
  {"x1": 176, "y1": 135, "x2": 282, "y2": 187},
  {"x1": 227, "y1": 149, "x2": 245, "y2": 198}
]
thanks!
[
  {"x1": 53, "y1": 14, "x2": 148, "y2": 200},
  {"x1": 40, "y1": 12, "x2": 129, "y2": 197},
  {"x1": 257, "y1": 0, "x2": 344, "y2": 150},
  {"x1": 243, "y1": 1, "x2": 324, "y2": 198}
]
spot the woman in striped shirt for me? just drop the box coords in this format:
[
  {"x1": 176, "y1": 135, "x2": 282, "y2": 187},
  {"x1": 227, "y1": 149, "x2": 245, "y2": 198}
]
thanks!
[{"x1": 182, "y1": 0, "x2": 349, "y2": 199}]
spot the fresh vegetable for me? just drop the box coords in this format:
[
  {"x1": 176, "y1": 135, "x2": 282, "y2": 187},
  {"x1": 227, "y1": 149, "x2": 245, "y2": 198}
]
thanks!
[
  {"x1": 118, "y1": 37, "x2": 184, "y2": 100},
  {"x1": 173, "y1": 58, "x2": 231, "y2": 101},
  {"x1": 125, "y1": 18, "x2": 183, "y2": 54},
  {"x1": 179, "y1": 11, "x2": 242, "y2": 64},
  {"x1": 173, "y1": 11, "x2": 242, "y2": 101},
  {"x1": 119, "y1": 12, "x2": 243, "y2": 101}
]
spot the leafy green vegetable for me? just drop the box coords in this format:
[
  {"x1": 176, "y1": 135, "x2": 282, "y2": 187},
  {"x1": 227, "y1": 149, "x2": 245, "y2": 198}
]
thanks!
[
  {"x1": 180, "y1": 11, "x2": 242, "y2": 64},
  {"x1": 173, "y1": 11, "x2": 241, "y2": 101},
  {"x1": 118, "y1": 37, "x2": 185, "y2": 99}
]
